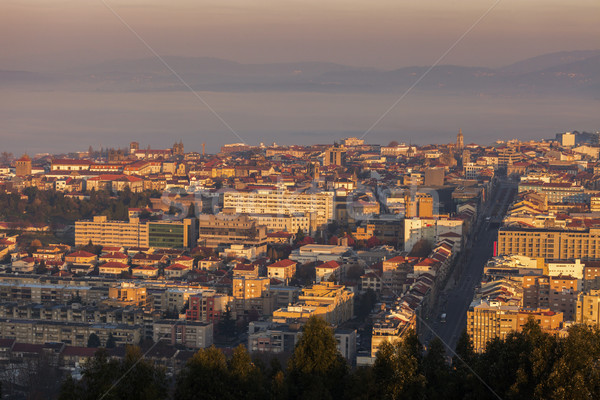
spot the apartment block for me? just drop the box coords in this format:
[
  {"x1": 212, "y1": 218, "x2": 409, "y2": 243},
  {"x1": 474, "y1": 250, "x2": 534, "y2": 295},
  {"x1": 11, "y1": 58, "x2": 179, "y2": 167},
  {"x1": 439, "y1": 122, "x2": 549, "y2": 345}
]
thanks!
[
  {"x1": 403, "y1": 217, "x2": 463, "y2": 253},
  {"x1": 518, "y1": 182, "x2": 588, "y2": 203},
  {"x1": 404, "y1": 193, "x2": 434, "y2": 218},
  {"x1": 248, "y1": 213, "x2": 310, "y2": 234},
  {"x1": 186, "y1": 292, "x2": 229, "y2": 323},
  {"x1": 162, "y1": 288, "x2": 204, "y2": 313},
  {"x1": 106, "y1": 282, "x2": 152, "y2": 309},
  {"x1": 549, "y1": 275, "x2": 579, "y2": 321},
  {"x1": 247, "y1": 321, "x2": 356, "y2": 361},
  {"x1": 75, "y1": 216, "x2": 148, "y2": 248},
  {"x1": 0, "y1": 281, "x2": 104, "y2": 305},
  {"x1": 267, "y1": 259, "x2": 297, "y2": 283},
  {"x1": 272, "y1": 282, "x2": 354, "y2": 326},
  {"x1": 591, "y1": 195, "x2": 600, "y2": 212},
  {"x1": 75, "y1": 216, "x2": 196, "y2": 249},
  {"x1": 232, "y1": 277, "x2": 270, "y2": 300},
  {"x1": 522, "y1": 275, "x2": 579, "y2": 320},
  {"x1": 546, "y1": 259, "x2": 584, "y2": 279},
  {"x1": 148, "y1": 219, "x2": 196, "y2": 248},
  {"x1": 232, "y1": 263, "x2": 260, "y2": 278},
  {"x1": 498, "y1": 227, "x2": 600, "y2": 260},
  {"x1": 324, "y1": 144, "x2": 347, "y2": 167},
  {"x1": 576, "y1": 290, "x2": 600, "y2": 327},
  {"x1": 467, "y1": 300, "x2": 563, "y2": 353},
  {"x1": 522, "y1": 275, "x2": 551, "y2": 309},
  {"x1": 197, "y1": 210, "x2": 268, "y2": 251},
  {"x1": 0, "y1": 318, "x2": 140, "y2": 347},
  {"x1": 0, "y1": 302, "x2": 153, "y2": 327},
  {"x1": 315, "y1": 261, "x2": 341, "y2": 283},
  {"x1": 153, "y1": 320, "x2": 213, "y2": 349},
  {"x1": 371, "y1": 315, "x2": 416, "y2": 357},
  {"x1": 223, "y1": 189, "x2": 334, "y2": 231}
]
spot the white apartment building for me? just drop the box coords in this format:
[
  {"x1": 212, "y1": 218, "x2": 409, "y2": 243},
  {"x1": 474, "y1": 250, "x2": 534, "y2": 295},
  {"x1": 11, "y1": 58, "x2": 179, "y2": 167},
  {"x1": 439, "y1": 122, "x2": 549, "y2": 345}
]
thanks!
[
  {"x1": 248, "y1": 213, "x2": 310, "y2": 234},
  {"x1": 547, "y1": 259, "x2": 584, "y2": 280},
  {"x1": 75, "y1": 216, "x2": 149, "y2": 247},
  {"x1": 223, "y1": 189, "x2": 334, "y2": 231},
  {"x1": 403, "y1": 217, "x2": 463, "y2": 252},
  {"x1": 75, "y1": 216, "x2": 195, "y2": 249},
  {"x1": 463, "y1": 162, "x2": 487, "y2": 179}
]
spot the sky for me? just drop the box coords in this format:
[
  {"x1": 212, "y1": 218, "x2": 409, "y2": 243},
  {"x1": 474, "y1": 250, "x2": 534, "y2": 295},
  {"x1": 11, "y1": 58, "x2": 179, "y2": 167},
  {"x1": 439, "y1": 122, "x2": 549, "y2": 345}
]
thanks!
[
  {"x1": 0, "y1": 0, "x2": 599, "y2": 155},
  {"x1": 1, "y1": 0, "x2": 599, "y2": 71}
]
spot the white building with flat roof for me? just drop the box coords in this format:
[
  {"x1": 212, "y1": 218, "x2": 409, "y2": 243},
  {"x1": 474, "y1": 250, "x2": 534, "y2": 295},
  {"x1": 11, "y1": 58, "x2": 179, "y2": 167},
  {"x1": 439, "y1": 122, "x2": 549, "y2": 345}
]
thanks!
[
  {"x1": 223, "y1": 189, "x2": 334, "y2": 231},
  {"x1": 547, "y1": 259, "x2": 584, "y2": 280},
  {"x1": 289, "y1": 244, "x2": 352, "y2": 264}
]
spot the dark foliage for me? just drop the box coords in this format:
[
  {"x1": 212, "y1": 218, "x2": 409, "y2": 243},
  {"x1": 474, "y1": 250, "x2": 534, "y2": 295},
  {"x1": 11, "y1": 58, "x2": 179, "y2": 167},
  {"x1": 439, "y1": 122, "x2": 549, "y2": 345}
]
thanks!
[
  {"x1": 58, "y1": 318, "x2": 600, "y2": 400},
  {"x1": 0, "y1": 188, "x2": 154, "y2": 225},
  {"x1": 58, "y1": 347, "x2": 168, "y2": 400}
]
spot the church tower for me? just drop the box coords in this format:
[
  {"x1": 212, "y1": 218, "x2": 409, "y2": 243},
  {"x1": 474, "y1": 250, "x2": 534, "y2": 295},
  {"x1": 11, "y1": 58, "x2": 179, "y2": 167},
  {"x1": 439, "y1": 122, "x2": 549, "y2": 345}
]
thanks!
[
  {"x1": 456, "y1": 129, "x2": 464, "y2": 150},
  {"x1": 172, "y1": 140, "x2": 184, "y2": 156},
  {"x1": 129, "y1": 141, "x2": 139, "y2": 155},
  {"x1": 15, "y1": 154, "x2": 32, "y2": 176}
]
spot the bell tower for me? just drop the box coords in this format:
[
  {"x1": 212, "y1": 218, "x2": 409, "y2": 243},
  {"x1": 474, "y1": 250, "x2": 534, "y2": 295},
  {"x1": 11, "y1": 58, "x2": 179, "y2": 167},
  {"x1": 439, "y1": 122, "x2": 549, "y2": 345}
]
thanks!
[{"x1": 456, "y1": 129, "x2": 464, "y2": 150}]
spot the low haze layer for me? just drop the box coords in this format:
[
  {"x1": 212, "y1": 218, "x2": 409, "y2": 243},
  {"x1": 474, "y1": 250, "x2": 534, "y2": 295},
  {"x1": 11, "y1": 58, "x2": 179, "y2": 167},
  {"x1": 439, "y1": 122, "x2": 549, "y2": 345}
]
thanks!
[{"x1": 1, "y1": 1, "x2": 599, "y2": 154}]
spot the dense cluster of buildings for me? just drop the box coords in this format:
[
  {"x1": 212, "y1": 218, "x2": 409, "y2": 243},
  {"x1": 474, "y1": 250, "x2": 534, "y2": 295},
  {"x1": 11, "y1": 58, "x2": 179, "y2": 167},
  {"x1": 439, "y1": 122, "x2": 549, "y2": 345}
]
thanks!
[
  {"x1": 3, "y1": 130, "x2": 600, "y2": 374},
  {"x1": 466, "y1": 133, "x2": 600, "y2": 351}
]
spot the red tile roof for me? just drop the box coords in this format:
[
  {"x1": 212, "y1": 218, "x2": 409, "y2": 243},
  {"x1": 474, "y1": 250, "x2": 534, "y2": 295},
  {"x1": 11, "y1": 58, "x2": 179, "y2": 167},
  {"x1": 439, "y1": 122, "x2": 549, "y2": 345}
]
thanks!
[
  {"x1": 62, "y1": 346, "x2": 99, "y2": 357},
  {"x1": 100, "y1": 261, "x2": 129, "y2": 270},
  {"x1": 132, "y1": 265, "x2": 158, "y2": 271},
  {"x1": 268, "y1": 259, "x2": 297, "y2": 268},
  {"x1": 317, "y1": 260, "x2": 340, "y2": 269},
  {"x1": 67, "y1": 251, "x2": 96, "y2": 258},
  {"x1": 101, "y1": 252, "x2": 128, "y2": 259},
  {"x1": 165, "y1": 263, "x2": 190, "y2": 271}
]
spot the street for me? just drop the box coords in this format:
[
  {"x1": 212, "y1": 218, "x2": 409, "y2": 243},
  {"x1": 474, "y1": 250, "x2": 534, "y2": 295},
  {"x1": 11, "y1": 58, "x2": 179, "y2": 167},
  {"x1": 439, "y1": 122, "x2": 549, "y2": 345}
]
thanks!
[{"x1": 423, "y1": 177, "x2": 517, "y2": 353}]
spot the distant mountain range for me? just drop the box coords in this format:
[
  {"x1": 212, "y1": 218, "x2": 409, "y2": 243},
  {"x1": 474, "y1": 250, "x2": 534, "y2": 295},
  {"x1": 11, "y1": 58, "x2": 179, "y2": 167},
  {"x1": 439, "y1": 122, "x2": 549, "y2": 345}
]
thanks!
[{"x1": 2, "y1": 50, "x2": 600, "y2": 97}]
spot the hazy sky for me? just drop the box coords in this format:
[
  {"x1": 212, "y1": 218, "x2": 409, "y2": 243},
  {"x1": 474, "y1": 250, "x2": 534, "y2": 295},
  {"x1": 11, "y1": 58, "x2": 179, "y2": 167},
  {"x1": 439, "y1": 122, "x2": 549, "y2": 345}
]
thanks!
[
  {"x1": 1, "y1": 0, "x2": 598, "y2": 155},
  {"x1": 1, "y1": 0, "x2": 599, "y2": 70}
]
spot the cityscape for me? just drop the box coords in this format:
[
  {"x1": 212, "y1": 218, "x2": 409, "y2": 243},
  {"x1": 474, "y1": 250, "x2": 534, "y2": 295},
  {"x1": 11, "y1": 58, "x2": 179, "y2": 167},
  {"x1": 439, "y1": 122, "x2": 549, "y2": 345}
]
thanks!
[
  {"x1": 2, "y1": 0, "x2": 600, "y2": 399},
  {"x1": 1, "y1": 133, "x2": 600, "y2": 398}
]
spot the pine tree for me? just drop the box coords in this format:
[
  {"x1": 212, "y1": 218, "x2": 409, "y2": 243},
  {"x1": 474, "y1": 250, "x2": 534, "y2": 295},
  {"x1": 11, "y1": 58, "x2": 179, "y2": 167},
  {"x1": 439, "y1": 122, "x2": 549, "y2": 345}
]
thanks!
[
  {"x1": 58, "y1": 347, "x2": 167, "y2": 400},
  {"x1": 58, "y1": 374, "x2": 83, "y2": 400},
  {"x1": 228, "y1": 345, "x2": 265, "y2": 399},
  {"x1": 78, "y1": 349, "x2": 120, "y2": 399},
  {"x1": 372, "y1": 332, "x2": 426, "y2": 400},
  {"x1": 294, "y1": 228, "x2": 305, "y2": 245},
  {"x1": 106, "y1": 333, "x2": 116, "y2": 348},
  {"x1": 449, "y1": 330, "x2": 480, "y2": 399},
  {"x1": 175, "y1": 346, "x2": 229, "y2": 400},
  {"x1": 113, "y1": 346, "x2": 168, "y2": 400},
  {"x1": 87, "y1": 333, "x2": 101, "y2": 348},
  {"x1": 218, "y1": 305, "x2": 236, "y2": 338},
  {"x1": 287, "y1": 316, "x2": 348, "y2": 400},
  {"x1": 423, "y1": 337, "x2": 450, "y2": 400},
  {"x1": 547, "y1": 324, "x2": 600, "y2": 400}
]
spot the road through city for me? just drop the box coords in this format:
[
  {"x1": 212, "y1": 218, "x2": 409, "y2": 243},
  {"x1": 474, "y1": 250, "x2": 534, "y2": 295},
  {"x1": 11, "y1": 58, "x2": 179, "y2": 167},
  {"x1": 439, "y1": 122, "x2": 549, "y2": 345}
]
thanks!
[{"x1": 423, "y1": 177, "x2": 517, "y2": 353}]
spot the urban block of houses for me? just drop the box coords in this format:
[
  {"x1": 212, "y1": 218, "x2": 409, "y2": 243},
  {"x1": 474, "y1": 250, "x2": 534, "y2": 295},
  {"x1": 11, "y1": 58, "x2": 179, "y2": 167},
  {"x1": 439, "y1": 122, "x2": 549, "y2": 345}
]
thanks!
[
  {"x1": 164, "y1": 263, "x2": 192, "y2": 279},
  {"x1": 132, "y1": 265, "x2": 159, "y2": 279},
  {"x1": 99, "y1": 262, "x2": 130, "y2": 277},
  {"x1": 315, "y1": 260, "x2": 341, "y2": 283},
  {"x1": 267, "y1": 259, "x2": 297, "y2": 283}
]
